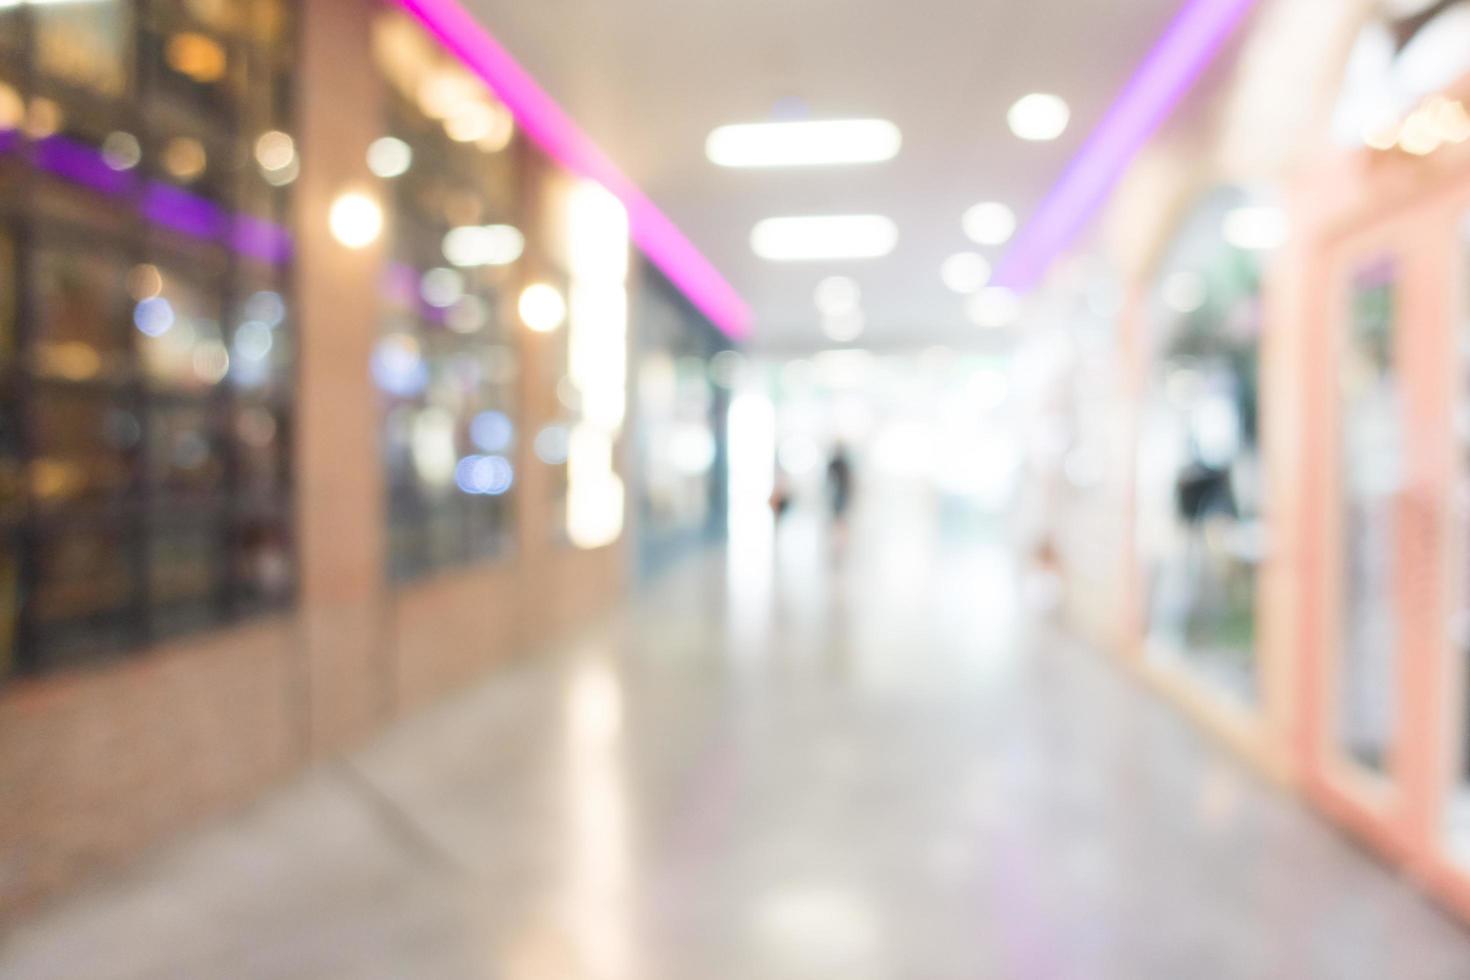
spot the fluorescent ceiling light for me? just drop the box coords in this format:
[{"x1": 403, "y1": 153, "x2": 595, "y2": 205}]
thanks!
[
  {"x1": 962, "y1": 202, "x2": 1017, "y2": 246},
  {"x1": 751, "y1": 215, "x2": 897, "y2": 262},
  {"x1": 992, "y1": 0, "x2": 1261, "y2": 292},
  {"x1": 1008, "y1": 93, "x2": 1071, "y2": 142},
  {"x1": 706, "y1": 119, "x2": 901, "y2": 168}
]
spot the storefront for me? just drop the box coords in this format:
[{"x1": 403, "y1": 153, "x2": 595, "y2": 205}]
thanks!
[
  {"x1": 0, "y1": 0, "x2": 740, "y2": 916},
  {"x1": 1074, "y1": 0, "x2": 1470, "y2": 923},
  {"x1": 630, "y1": 263, "x2": 732, "y2": 579}
]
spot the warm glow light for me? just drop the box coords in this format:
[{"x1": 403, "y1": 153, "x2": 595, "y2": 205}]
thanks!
[
  {"x1": 162, "y1": 137, "x2": 207, "y2": 181},
  {"x1": 166, "y1": 32, "x2": 227, "y2": 84},
  {"x1": 941, "y1": 252, "x2": 992, "y2": 294},
  {"x1": 328, "y1": 192, "x2": 384, "y2": 249},
  {"x1": 962, "y1": 202, "x2": 1016, "y2": 246},
  {"x1": 442, "y1": 224, "x2": 524, "y2": 266},
  {"x1": 564, "y1": 177, "x2": 630, "y2": 549},
  {"x1": 519, "y1": 282, "x2": 566, "y2": 333},
  {"x1": 1008, "y1": 93, "x2": 1071, "y2": 141},
  {"x1": 254, "y1": 131, "x2": 296, "y2": 172},
  {"x1": 751, "y1": 215, "x2": 897, "y2": 262},
  {"x1": 706, "y1": 119, "x2": 902, "y2": 168},
  {"x1": 446, "y1": 100, "x2": 512, "y2": 146},
  {"x1": 568, "y1": 181, "x2": 630, "y2": 282},
  {"x1": 0, "y1": 83, "x2": 21, "y2": 131},
  {"x1": 1221, "y1": 205, "x2": 1287, "y2": 251},
  {"x1": 570, "y1": 284, "x2": 629, "y2": 430},
  {"x1": 367, "y1": 136, "x2": 414, "y2": 178},
  {"x1": 567, "y1": 426, "x2": 625, "y2": 550}
]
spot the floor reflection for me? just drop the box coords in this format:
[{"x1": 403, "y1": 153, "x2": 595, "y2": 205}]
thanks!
[{"x1": 5, "y1": 487, "x2": 1470, "y2": 979}]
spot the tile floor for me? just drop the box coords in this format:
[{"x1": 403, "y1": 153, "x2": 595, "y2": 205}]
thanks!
[{"x1": 5, "y1": 499, "x2": 1470, "y2": 978}]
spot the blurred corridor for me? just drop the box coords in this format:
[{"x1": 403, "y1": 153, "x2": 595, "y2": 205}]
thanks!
[
  {"x1": 7, "y1": 495, "x2": 1470, "y2": 978},
  {"x1": 13, "y1": 0, "x2": 1470, "y2": 972}
]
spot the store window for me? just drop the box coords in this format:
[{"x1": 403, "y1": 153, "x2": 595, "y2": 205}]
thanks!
[
  {"x1": 0, "y1": 0, "x2": 297, "y2": 678},
  {"x1": 633, "y1": 267, "x2": 728, "y2": 575},
  {"x1": 371, "y1": 10, "x2": 522, "y2": 581},
  {"x1": 1135, "y1": 186, "x2": 1270, "y2": 705},
  {"x1": 1336, "y1": 257, "x2": 1402, "y2": 774}
]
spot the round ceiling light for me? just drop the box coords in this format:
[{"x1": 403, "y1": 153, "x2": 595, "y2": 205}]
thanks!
[
  {"x1": 962, "y1": 202, "x2": 1017, "y2": 247},
  {"x1": 1007, "y1": 93, "x2": 1071, "y2": 142}
]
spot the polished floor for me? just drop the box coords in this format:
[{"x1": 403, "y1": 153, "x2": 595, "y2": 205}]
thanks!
[{"x1": 6, "y1": 490, "x2": 1470, "y2": 979}]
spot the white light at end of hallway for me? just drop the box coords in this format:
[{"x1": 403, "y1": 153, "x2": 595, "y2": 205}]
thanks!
[
  {"x1": 814, "y1": 276, "x2": 861, "y2": 316},
  {"x1": 941, "y1": 252, "x2": 991, "y2": 294},
  {"x1": 1162, "y1": 271, "x2": 1207, "y2": 314},
  {"x1": 367, "y1": 136, "x2": 413, "y2": 178},
  {"x1": 328, "y1": 192, "x2": 383, "y2": 249},
  {"x1": 967, "y1": 286, "x2": 1020, "y2": 328},
  {"x1": 706, "y1": 118, "x2": 901, "y2": 168},
  {"x1": 1221, "y1": 206, "x2": 1287, "y2": 251},
  {"x1": 751, "y1": 215, "x2": 897, "y2": 262},
  {"x1": 1008, "y1": 93, "x2": 1070, "y2": 142},
  {"x1": 519, "y1": 283, "x2": 567, "y2": 333},
  {"x1": 822, "y1": 310, "x2": 865, "y2": 343},
  {"x1": 962, "y1": 202, "x2": 1016, "y2": 247}
]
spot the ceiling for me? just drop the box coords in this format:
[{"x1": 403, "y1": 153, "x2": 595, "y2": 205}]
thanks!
[{"x1": 462, "y1": 0, "x2": 1187, "y2": 351}]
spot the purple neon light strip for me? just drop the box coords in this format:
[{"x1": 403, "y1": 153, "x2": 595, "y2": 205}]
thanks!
[
  {"x1": 393, "y1": 0, "x2": 751, "y2": 340},
  {"x1": 992, "y1": 0, "x2": 1260, "y2": 292},
  {"x1": 1, "y1": 131, "x2": 293, "y2": 264}
]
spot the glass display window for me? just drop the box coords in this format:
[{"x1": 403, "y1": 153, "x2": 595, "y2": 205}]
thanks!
[
  {"x1": 1, "y1": 0, "x2": 298, "y2": 679},
  {"x1": 1136, "y1": 186, "x2": 1269, "y2": 705},
  {"x1": 373, "y1": 9, "x2": 522, "y2": 582}
]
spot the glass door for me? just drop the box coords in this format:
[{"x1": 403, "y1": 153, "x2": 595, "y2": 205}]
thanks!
[{"x1": 1334, "y1": 256, "x2": 1404, "y2": 781}]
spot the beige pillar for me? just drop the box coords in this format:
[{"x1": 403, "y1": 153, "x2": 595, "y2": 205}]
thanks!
[{"x1": 293, "y1": 0, "x2": 392, "y2": 753}]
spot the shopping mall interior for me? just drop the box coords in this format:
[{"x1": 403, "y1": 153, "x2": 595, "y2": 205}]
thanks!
[{"x1": 8, "y1": 0, "x2": 1470, "y2": 975}]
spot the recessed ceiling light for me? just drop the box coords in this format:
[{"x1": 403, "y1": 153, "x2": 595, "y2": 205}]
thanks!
[
  {"x1": 940, "y1": 252, "x2": 991, "y2": 294},
  {"x1": 707, "y1": 119, "x2": 901, "y2": 168},
  {"x1": 962, "y1": 202, "x2": 1016, "y2": 246},
  {"x1": 966, "y1": 286, "x2": 1021, "y2": 328},
  {"x1": 1008, "y1": 93, "x2": 1070, "y2": 142},
  {"x1": 751, "y1": 215, "x2": 898, "y2": 261},
  {"x1": 1221, "y1": 205, "x2": 1287, "y2": 251},
  {"x1": 814, "y1": 276, "x2": 861, "y2": 316}
]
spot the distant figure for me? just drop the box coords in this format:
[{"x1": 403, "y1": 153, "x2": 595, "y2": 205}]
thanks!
[
  {"x1": 770, "y1": 471, "x2": 793, "y2": 520},
  {"x1": 826, "y1": 444, "x2": 853, "y2": 522}
]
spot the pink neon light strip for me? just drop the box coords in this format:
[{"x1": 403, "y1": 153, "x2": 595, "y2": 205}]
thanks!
[
  {"x1": 992, "y1": 0, "x2": 1260, "y2": 292},
  {"x1": 394, "y1": 0, "x2": 751, "y2": 339}
]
